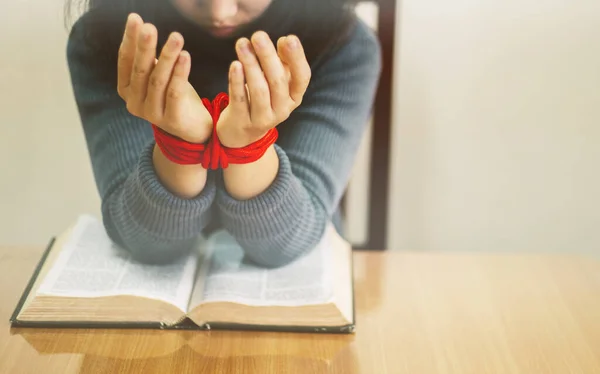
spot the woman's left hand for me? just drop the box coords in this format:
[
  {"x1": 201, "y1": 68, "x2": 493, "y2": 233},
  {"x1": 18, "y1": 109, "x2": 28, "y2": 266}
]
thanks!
[{"x1": 217, "y1": 31, "x2": 311, "y2": 148}]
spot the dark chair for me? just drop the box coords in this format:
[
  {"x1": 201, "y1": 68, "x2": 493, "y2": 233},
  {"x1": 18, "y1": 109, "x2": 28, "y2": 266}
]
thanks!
[{"x1": 344, "y1": 0, "x2": 396, "y2": 251}]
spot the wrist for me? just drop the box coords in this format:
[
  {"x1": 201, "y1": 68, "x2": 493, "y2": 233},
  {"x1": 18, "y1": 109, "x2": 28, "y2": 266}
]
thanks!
[
  {"x1": 217, "y1": 124, "x2": 267, "y2": 149},
  {"x1": 170, "y1": 123, "x2": 213, "y2": 144},
  {"x1": 222, "y1": 145, "x2": 279, "y2": 200},
  {"x1": 153, "y1": 116, "x2": 213, "y2": 144},
  {"x1": 152, "y1": 144, "x2": 208, "y2": 199}
]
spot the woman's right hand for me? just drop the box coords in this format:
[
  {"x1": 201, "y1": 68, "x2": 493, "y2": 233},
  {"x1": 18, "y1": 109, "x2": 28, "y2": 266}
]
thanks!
[{"x1": 117, "y1": 13, "x2": 213, "y2": 144}]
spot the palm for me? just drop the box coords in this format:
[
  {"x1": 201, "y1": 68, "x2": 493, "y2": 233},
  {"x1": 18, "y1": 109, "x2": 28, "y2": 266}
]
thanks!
[{"x1": 163, "y1": 83, "x2": 213, "y2": 143}]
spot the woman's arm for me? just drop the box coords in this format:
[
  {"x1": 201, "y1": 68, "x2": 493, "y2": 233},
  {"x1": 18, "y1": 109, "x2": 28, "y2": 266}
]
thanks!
[
  {"x1": 220, "y1": 146, "x2": 279, "y2": 200},
  {"x1": 67, "y1": 14, "x2": 215, "y2": 264},
  {"x1": 118, "y1": 14, "x2": 214, "y2": 199},
  {"x1": 216, "y1": 21, "x2": 382, "y2": 267},
  {"x1": 152, "y1": 146, "x2": 209, "y2": 199}
]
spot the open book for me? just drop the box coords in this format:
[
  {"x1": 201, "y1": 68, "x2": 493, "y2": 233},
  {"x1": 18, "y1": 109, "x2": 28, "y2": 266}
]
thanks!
[{"x1": 10, "y1": 215, "x2": 355, "y2": 333}]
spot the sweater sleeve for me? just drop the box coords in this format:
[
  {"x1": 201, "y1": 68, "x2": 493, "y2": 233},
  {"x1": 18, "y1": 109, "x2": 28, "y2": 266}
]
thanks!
[
  {"x1": 66, "y1": 17, "x2": 215, "y2": 264},
  {"x1": 216, "y1": 21, "x2": 382, "y2": 267}
]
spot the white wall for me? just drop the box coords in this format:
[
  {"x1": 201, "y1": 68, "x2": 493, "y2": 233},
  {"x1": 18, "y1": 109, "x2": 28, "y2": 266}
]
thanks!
[
  {"x1": 0, "y1": 0, "x2": 101, "y2": 246},
  {"x1": 388, "y1": 0, "x2": 600, "y2": 253}
]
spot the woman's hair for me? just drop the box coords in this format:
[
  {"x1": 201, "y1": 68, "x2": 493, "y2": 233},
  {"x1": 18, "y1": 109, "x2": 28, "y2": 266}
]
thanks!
[{"x1": 65, "y1": 0, "x2": 360, "y2": 69}]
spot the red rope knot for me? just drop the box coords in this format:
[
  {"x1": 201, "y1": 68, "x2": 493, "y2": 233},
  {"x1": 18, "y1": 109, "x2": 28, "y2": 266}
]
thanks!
[{"x1": 152, "y1": 93, "x2": 278, "y2": 169}]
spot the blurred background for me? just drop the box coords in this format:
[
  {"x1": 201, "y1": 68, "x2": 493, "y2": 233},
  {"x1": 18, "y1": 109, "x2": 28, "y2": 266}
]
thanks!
[{"x1": 1, "y1": 0, "x2": 599, "y2": 253}]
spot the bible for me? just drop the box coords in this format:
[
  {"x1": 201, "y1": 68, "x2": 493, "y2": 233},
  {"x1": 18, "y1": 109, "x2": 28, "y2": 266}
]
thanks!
[{"x1": 10, "y1": 215, "x2": 355, "y2": 333}]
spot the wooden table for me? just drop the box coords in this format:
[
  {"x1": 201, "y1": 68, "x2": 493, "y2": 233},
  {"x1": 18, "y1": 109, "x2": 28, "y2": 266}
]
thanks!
[{"x1": 1, "y1": 246, "x2": 600, "y2": 373}]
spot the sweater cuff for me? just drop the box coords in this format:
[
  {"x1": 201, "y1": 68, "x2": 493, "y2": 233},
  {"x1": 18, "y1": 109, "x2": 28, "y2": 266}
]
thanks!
[
  {"x1": 122, "y1": 142, "x2": 216, "y2": 239},
  {"x1": 216, "y1": 145, "x2": 305, "y2": 240}
]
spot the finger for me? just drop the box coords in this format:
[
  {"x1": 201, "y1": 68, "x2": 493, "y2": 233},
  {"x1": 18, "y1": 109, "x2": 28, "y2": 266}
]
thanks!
[
  {"x1": 251, "y1": 31, "x2": 289, "y2": 113},
  {"x1": 280, "y1": 35, "x2": 311, "y2": 104},
  {"x1": 276, "y1": 36, "x2": 292, "y2": 82},
  {"x1": 129, "y1": 23, "x2": 158, "y2": 111},
  {"x1": 276, "y1": 36, "x2": 286, "y2": 58},
  {"x1": 236, "y1": 38, "x2": 272, "y2": 124},
  {"x1": 228, "y1": 60, "x2": 250, "y2": 117},
  {"x1": 145, "y1": 32, "x2": 184, "y2": 121},
  {"x1": 117, "y1": 13, "x2": 143, "y2": 98},
  {"x1": 165, "y1": 50, "x2": 191, "y2": 112}
]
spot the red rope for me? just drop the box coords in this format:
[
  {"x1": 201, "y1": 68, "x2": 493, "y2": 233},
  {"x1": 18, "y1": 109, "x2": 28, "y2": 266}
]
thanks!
[
  {"x1": 152, "y1": 93, "x2": 278, "y2": 169},
  {"x1": 152, "y1": 125, "x2": 206, "y2": 165}
]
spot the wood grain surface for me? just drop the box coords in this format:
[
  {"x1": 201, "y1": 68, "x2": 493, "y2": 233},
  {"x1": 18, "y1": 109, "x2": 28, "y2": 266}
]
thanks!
[{"x1": 1, "y1": 246, "x2": 600, "y2": 373}]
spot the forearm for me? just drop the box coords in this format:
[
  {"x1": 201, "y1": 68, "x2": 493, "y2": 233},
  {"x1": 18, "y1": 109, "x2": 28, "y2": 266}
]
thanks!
[
  {"x1": 103, "y1": 144, "x2": 216, "y2": 264},
  {"x1": 222, "y1": 145, "x2": 279, "y2": 200},
  {"x1": 217, "y1": 146, "x2": 326, "y2": 267},
  {"x1": 153, "y1": 144, "x2": 209, "y2": 199}
]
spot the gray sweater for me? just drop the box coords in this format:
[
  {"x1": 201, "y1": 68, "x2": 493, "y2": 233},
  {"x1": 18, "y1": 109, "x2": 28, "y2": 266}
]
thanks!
[{"x1": 66, "y1": 14, "x2": 381, "y2": 267}]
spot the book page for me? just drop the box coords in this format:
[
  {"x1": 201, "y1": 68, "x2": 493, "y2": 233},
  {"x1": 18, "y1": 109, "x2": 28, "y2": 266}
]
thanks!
[
  {"x1": 193, "y1": 229, "x2": 334, "y2": 308},
  {"x1": 37, "y1": 215, "x2": 198, "y2": 312}
]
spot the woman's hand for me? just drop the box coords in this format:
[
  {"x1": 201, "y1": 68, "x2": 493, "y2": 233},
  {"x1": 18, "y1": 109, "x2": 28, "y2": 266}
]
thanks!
[
  {"x1": 217, "y1": 31, "x2": 312, "y2": 148},
  {"x1": 118, "y1": 14, "x2": 212, "y2": 144}
]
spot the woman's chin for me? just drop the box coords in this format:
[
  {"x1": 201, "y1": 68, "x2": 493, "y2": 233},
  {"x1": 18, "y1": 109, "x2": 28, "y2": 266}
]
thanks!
[{"x1": 208, "y1": 26, "x2": 238, "y2": 38}]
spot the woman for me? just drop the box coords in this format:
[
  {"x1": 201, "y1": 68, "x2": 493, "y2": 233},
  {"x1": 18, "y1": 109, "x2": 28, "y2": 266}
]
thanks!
[{"x1": 66, "y1": 0, "x2": 381, "y2": 267}]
